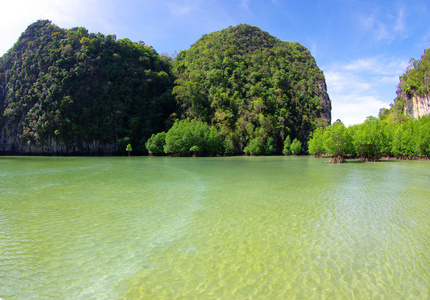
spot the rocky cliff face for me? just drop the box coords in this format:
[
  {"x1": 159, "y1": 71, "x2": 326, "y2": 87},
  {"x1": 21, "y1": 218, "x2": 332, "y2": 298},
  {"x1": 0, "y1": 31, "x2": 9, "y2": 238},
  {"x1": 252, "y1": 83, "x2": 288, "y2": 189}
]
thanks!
[
  {"x1": 404, "y1": 95, "x2": 430, "y2": 119},
  {"x1": 318, "y1": 81, "x2": 332, "y2": 124},
  {"x1": 395, "y1": 48, "x2": 430, "y2": 120},
  {"x1": 0, "y1": 123, "x2": 118, "y2": 155}
]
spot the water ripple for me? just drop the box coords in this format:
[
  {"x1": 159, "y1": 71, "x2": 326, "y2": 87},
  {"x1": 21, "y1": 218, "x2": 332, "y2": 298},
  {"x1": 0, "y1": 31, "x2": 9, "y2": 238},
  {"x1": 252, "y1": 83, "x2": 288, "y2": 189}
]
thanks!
[{"x1": 0, "y1": 157, "x2": 429, "y2": 298}]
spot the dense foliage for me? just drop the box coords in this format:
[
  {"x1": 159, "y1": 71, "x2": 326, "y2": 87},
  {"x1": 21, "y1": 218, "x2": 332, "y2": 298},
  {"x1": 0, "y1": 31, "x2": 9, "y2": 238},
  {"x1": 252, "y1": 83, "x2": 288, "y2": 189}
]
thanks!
[
  {"x1": 309, "y1": 46, "x2": 430, "y2": 163},
  {"x1": 0, "y1": 20, "x2": 176, "y2": 153},
  {"x1": 146, "y1": 119, "x2": 221, "y2": 156},
  {"x1": 171, "y1": 24, "x2": 331, "y2": 155},
  {"x1": 1, "y1": 21, "x2": 331, "y2": 155},
  {"x1": 397, "y1": 48, "x2": 430, "y2": 100},
  {"x1": 381, "y1": 47, "x2": 430, "y2": 120},
  {"x1": 308, "y1": 116, "x2": 430, "y2": 162}
]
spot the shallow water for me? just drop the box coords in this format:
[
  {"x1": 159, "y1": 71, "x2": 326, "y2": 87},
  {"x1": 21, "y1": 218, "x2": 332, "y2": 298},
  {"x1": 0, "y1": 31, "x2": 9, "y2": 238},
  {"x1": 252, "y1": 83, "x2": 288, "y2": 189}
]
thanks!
[{"x1": 0, "y1": 156, "x2": 429, "y2": 299}]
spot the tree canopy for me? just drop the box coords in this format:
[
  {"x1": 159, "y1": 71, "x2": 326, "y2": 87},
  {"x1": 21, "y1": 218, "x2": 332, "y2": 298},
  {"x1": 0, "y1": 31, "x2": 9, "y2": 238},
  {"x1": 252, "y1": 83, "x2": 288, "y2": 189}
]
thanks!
[
  {"x1": 0, "y1": 22, "x2": 331, "y2": 155},
  {"x1": 397, "y1": 49, "x2": 430, "y2": 100},
  {"x1": 308, "y1": 116, "x2": 430, "y2": 162},
  {"x1": 0, "y1": 20, "x2": 176, "y2": 154},
  {"x1": 308, "y1": 45, "x2": 430, "y2": 163},
  {"x1": 171, "y1": 24, "x2": 331, "y2": 155}
]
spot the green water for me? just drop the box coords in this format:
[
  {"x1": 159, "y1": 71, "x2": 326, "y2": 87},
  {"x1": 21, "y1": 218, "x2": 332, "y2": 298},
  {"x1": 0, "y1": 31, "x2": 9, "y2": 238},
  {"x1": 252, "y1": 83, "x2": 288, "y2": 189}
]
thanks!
[{"x1": 0, "y1": 156, "x2": 429, "y2": 299}]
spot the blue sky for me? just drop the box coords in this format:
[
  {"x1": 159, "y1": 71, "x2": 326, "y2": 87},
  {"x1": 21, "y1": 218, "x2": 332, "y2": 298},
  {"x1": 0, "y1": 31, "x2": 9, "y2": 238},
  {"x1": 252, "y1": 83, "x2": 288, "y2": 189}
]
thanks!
[{"x1": 1, "y1": 0, "x2": 429, "y2": 125}]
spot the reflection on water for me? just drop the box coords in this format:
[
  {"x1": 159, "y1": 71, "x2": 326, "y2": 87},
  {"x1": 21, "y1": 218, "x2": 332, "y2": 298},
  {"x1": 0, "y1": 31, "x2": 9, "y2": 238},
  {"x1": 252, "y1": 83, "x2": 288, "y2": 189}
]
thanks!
[{"x1": 0, "y1": 156, "x2": 429, "y2": 299}]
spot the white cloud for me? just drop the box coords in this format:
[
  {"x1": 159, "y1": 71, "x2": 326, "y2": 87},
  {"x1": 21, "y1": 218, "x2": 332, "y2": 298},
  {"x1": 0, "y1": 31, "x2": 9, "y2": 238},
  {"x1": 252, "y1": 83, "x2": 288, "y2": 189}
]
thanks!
[
  {"x1": 376, "y1": 75, "x2": 401, "y2": 85},
  {"x1": 394, "y1": 7, "x2": 406, "y2": 33},
  {"x1": 326, "y1": 71, "x2": 372, "y2": 93},
  {"x1": 0, "y1": 0, "x2": 115, "y2": 55},
  {"x1": 357, "y1": 6, "x2": 409, "y2": 43},
  {"x1": 324, "y1": 56, "x2": 408, "y2": 126},
  {"x1": 168, "y1": 0, "x2": 200, "y2": 16},
  {"x1": 359, "y1": 13, "x2": 388, "y2": 41},
  {"x1": 240, "y1": 0, "x2": 250, "y2": 10},
  {"x1": 343, "y1": 56, "x2": 408, "y2": 75},
  {"x1": 331, "y1": 95, "x2": 388, "y2": 125}
]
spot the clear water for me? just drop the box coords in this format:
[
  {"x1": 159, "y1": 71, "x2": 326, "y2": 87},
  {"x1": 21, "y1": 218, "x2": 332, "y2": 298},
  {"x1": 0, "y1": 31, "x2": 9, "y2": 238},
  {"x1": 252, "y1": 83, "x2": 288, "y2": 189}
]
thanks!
[{"x1": 0, "y1": 156, "x2": 429, "y2": 299}]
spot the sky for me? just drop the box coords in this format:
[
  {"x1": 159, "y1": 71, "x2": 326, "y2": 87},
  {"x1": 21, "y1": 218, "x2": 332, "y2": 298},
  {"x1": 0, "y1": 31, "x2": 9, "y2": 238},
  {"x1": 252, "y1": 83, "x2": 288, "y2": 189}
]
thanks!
[{"x1": 1, "y1": 0, "x2": 429, "y2": 126}]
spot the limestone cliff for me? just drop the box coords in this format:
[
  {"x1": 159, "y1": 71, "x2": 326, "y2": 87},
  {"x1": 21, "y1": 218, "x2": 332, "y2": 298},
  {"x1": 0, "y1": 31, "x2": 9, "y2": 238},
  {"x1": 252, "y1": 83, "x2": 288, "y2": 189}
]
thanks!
[
  {"x1": 395, "y1": 48, "x2": 430, "y2": 119},
  {"x1": 318, "y1": 81, "x2": 332, "y2": 124},
  {"x1": 404, "y1": 95, "x2": 430, "y2": 119},
  {"x1": 0, "y1": 119, "x2": 118, "y2": 154}
]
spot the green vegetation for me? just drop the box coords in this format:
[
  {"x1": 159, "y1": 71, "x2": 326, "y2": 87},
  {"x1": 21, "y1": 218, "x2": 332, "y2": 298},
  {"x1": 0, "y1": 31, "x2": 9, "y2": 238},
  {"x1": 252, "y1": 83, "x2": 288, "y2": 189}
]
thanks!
[
  {"x1": 281, "y1": 135, "x2": 302, "y2": 155},
  {"x1": 397, "y1": 49, "x2": 430, "y2": 100},
  {"x1": 126, "y1": 143, "x2": 132, "y2": 157},
  {"x1": 380, "y1": 47, "x2": 430, "y2": 120},
  {"x1": 145, "y1": 132, "x2": 166, "y2": 155},
  {"x1": 0, "y1": 22, "x2": 330, "y2": 155},
  {"x1": 170, "y1": 24, "x2": 330, "y2": 155},
  {"x1": 3, "y1": 20, "x2": 429, "y2": 160},
  {"x1": 320, "y1": 121, "x2": 353, "y2": 163},
  {"x1": 308, "y1": 46, "x2": 430, "y2": 163},
  {"x1": 146, "y1": 119, "x2": 222, "y2": 156},
  {"x1": 0, "y1": 20, "x2": 176, "y2": 154},
  {"x1": 282, "y1": 136, "x2": 292, "y2": 155},
  {"x1": 308, "y1": 116, "x2": 430, "y2": 162},
  {"x1": 290, "y1": 138, "x2": 302, "y2": 155}
]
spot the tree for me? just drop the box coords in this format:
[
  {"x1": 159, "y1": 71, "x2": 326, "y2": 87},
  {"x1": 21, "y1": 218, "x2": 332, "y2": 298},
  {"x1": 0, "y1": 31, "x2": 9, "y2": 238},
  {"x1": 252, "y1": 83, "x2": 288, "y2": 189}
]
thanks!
[
  {"x1": 322, "y1": 121, "x2": 353, "y2": 163},
  {"x1": 162, "y1": 119, "x2": 221, "y2": 156},
  {"x1": 190, "y1": 145, "x2": 201, "y2": 156},
  {"x1": 145, "y1": 132, "x2": 166, "y2": 155},
  {"x1": 416, "y1": 117, "x2": 430, "y2": 157},
  {"x1": 243, "y1": 137, "x2": 263, "y2": 155},
  {"x1": 222, "y1": 134, "x2": 236, "y2": 155},
  {"x1": 282, "y1": 135, "x2": 292, "y2": 155},
  {"x1": 126, "y1": 143, "x2": 132, "y2": 157},
  {"x1": 116, "y1": 137, "x2": 131, "y2": 153},
  {"x1": 264, "y1": 137, "x2": 275, "y2": 155},
  {"x1": 391, "y1": 119, "x2": 417, "y2": 158},
  {"x1": 206, "y1": 126, "x2": 222, "y2": 156},
  {"x1": 308, "y1": 127, "x2": 325, "y2": 157},
  {"x1": 351, "y1": 117, "x2": 386, "y2": 161},
  {"x1": 290, "y1": 138, "x2": 302, "y2": 155}
]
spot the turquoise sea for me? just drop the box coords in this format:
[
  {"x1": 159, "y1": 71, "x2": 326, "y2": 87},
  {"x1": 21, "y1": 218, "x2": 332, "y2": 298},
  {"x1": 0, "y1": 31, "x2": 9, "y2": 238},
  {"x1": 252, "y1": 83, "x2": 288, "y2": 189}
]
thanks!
[{"x1": 0, "y1": 156, "x2": 429, "y2": 299}]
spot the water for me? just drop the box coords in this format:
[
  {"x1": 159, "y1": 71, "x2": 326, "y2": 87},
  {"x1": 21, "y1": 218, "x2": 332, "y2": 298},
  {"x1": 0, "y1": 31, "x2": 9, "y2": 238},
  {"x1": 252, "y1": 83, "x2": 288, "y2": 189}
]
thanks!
[{"x1": 0, "y1": 156, "x2": 429, "y2": 299}]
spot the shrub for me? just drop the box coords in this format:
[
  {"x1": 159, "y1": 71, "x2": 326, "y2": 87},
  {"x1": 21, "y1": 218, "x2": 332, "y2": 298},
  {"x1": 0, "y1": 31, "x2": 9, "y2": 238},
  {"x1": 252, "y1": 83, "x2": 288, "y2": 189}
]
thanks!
[
  {"x1": 244, "y1": 137, "x2": 263, "y2": 155},
  {"x1": 290, "y1": 138, "x2": 302, "y2": 155},
  {"x1": 163, "y1": 119, "x2": 222, "y2": 156},
  {"x1": 145, "y1": 132, "x2": 166, "y2": 155},
  {"x1": 282, "y1": 136, "x2": 292, "y2": 155}
]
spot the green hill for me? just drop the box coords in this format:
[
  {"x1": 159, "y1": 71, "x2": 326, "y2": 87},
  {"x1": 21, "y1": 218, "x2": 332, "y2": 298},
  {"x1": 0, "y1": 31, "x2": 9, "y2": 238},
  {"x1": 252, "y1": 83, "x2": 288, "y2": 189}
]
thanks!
[
  {"x1": 0, "y1": 22, "x2": 331, "y2": 155},
  {"x1": 0, "y1": 20, "x2": 176, "y2": 154},
  {"x1": 170, "y1": 24, "x2": 331, "y2": 154}
]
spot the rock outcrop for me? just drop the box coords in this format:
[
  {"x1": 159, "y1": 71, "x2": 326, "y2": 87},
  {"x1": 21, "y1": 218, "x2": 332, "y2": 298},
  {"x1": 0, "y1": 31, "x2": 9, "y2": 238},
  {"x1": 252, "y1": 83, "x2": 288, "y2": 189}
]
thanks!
[
  {"x1": 318, "y1": 81, "x2": 332, "y2": 124},
  {"x1": 404, "y1": 95, "x2": 430, "y2": 119},
  {"x1": 395, "y1": 48, "x2": 430, "y2": 120},
  {"x1": 0, "y1": 121, "x2": 118, "y2": 154}
]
